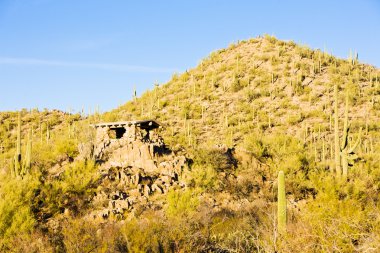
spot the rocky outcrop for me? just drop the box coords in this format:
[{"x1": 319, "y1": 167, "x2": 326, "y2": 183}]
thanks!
[{"x1": 88, "y1": 123, "x2": 188, "y2": 220}]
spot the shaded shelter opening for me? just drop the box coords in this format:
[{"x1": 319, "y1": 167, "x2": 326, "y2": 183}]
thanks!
[{"x1": 109, "y1": 127, "x2": 126, "y2": 139}]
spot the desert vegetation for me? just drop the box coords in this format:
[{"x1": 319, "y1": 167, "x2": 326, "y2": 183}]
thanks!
[{"x1": 0, "y1": 35, "x2": 379, "y2": 252}]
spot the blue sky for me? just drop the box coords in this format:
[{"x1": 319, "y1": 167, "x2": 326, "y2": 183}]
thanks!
[{"x1": 0, "y1": 0, "x2": 379, "y2": 113}]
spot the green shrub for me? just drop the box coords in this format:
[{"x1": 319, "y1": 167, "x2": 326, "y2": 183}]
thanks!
[
  {"x1": 186, "y1": 165, "x2": 219, "y2": 191},
  {"x1": 243, "y1": 132, "x2": 270, "y2": 160},
  {"x1": 60, "y1": 160, "x2": 98, "y2": 194},
  {"x1": 166, "y1": 189, "x2": 199, "y2": 218},
  {"x1": 194, "y1": 148, "x2": 235, "y2": 172},
  {"x1": 0, "y1": 174, "x2": 40, "y2": 247},
  {"x1": 56, "y1": 138, "x2": 79, "y2": 159}
]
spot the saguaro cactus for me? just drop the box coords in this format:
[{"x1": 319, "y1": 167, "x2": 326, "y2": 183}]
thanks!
[
  {"x1": 46, "y1": 122, "x2": 50, "y2": 144},
  {"x1": 22, "y1": 128, "x2": 32, "y2": 175},
  {"x1": 133, "y1": 85, "x2": 137, "y2": 102},
  {"x1": 277, "y1": 170, "x2": 287, "y2": 235},
  {"x1": 340, "y1": 94, "x2": 362, "y2": 180},
  {"x1": 334, "y1": 85, "x2": 341, "y2": 177},
  {"x1": 333, "y1": 85, "x2": 362, "y2": 180},
  {"x1": 12, "y1": 112, "x2": 33, "y2": 178},
  {"x1": 14, "y1": 112, "x2": 22, "y2": 177}
]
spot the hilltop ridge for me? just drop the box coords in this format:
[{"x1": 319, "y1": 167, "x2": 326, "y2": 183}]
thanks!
[{"x1": 108, "y1": 35, "x2": 379, "y2": 148}]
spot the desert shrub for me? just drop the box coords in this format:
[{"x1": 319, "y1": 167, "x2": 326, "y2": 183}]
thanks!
[
  {"x1": 244, "y1": 131, "x2": 310, "y2": 178},
  {"x1": 265, "y1": 134, "x2": 306, "y2": 169},
  {"x1": 0, "y1": 173, "x2": 40, "y2": 249},
  {"x1": 31, "y1": 160, "x2": 98, "y2": 221},
  {"x1": 62, "y1": 218, "x2": 99, "y2": 253},
  {"x1": 32, "y1": 141, "x2": 58, "y2": 168},
  {"x1": 291, "y1": 175, "x2": 380, "y2": 252},
  {"x1": 121, "y1": 218, "x2": 165, "y2": 253},
  {"x1": 62, "y1": 218, "x2": 127, "y2": 253},
  {"x1": 59, "y1": 160, "x2": 98, "y2": 193},
  {"x1": 56, "y1": 138, "x2": 79, "y2": 159},
  {"x1": 193, "y1": 148, "x2": 235, "y2": 172},
  {"x1": 296, "y1": 45, "x2": 313, "y2": 59},
  {"x1": 245, "y1": 89, "x2": 262, "y2": 102},
  {"x1": 243, "y1": 132, "x2": 270, "y2": 161},
  {"x1": 180, "y1": 101, "x2": 192, "y2": 119},
  {"x1": 210, "y1": 215, "x2": 259, "y2": 252},
  {"x1": 2, "y1": 231, "x2": 54, "y2": 253},
  {"x1": 305, "y1": 109, "x2": 324, "y2": 119},
  {"x1": 119, "y1": 205, "x2": 264, "y2": 252},
  {"x1": 102, "y1": 111, "x2": 120, "y2": 122},
  {"x1": 286, "y1": 113, "x2": 304, "y2": 126},
  {"x1": 231, "y1": 73, "x2": 245, "y2": 92},
  {"x1": 186, "y1": 165, "x2": 219, "y2": 191},
  {"x1": 346, "y1": 81, "x2": 360, "y2": 104},
  {"x1": 121, "y1": 210, "x2": 204, "y2": 253},
  {"x1": 32, "y1": 123, "x2": 90, "y2": 169},
  {"x1": 166, "y1": 189, "x2": 199, "y2": 218}
]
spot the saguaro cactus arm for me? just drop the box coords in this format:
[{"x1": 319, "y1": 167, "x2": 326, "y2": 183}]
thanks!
[
  {"x1": 341, "y1": 93, "x2": 349, "y2": 151},
  {"x1": 348, "y1": 127, "x2": 362, "y2": 154}
]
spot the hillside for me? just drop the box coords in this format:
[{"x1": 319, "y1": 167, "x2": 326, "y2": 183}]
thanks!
[
  {"x1": 1, "y1": 35, "x2": 380, "y2": 252},
  {"x1": 108, "y1": 35, "x2": 379, "y2": 158}
]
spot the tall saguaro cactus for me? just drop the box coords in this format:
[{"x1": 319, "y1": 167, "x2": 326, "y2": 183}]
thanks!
[
  {"x1": 334, "y1": 85, "x2": 341, "y2": 177},
  {"x1": 340, "y1": 94, "x2": 362, "y2": 180},
  {"x1": 14, "y1": 112, "x2": 22, "y2": 177},
  {"x1": 277, "y1": 170, "x2": 287, "y2": 235},
  {"x1": 333, "y1": 84, "x2": 362, "y2": 180},
  {"x1": 46, "y1": 122, "x2": 50, "y2": 144},
  {"x1": 12, "y1": 112, "x2": 33, "y2": 178},
  {"x1": 22, "y1": 128, "x2": 32, "y2": 175}
]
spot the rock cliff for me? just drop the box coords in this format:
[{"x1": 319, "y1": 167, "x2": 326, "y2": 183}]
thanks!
[{"x1": 88, "y1": 122, "x2": 188, "y2": 220}]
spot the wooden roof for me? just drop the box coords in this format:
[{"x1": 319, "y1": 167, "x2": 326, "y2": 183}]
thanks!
[{"x1": 92, "y1": 120, "x2": 161, "y2": 130}]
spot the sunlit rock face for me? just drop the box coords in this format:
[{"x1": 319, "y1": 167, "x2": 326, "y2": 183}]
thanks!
[{"x1": 89, "y1": 120, "x2": 188, "y2": 220}]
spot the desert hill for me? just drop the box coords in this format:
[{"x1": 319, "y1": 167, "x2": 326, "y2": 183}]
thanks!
[
  {"x1": 0, "y1": 35, "x2": 379, "y2": 252},
  {"x1": 109, "y1": 35, "x2": 379, "y2": 154}
]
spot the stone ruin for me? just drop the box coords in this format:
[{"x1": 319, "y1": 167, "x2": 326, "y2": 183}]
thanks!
[{"x1": 89, "y1": 120, "x2": 188, "y2": 220}]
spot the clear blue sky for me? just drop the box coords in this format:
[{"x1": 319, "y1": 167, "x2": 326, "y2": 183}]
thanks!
[{"x1": 0, "y1": 0, "x2": 379, "y2": 113}]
